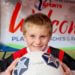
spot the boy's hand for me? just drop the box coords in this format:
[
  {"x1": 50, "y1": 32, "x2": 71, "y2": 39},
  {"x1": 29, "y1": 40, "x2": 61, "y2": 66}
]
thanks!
[
  {"x1": 60, "y1": 61, "x2": 73, "y2": 75},
  {"x1": 0, "y1": 58, "x2": 19, "y2": 75}
]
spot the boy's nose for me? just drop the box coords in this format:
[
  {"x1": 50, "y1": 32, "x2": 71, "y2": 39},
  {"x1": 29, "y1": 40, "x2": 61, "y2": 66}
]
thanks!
[{"x1": 35, "y1": 38, "x2": 41, "y2": 45}]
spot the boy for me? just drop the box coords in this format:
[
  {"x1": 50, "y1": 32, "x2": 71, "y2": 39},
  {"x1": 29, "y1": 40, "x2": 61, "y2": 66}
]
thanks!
[{"x1": 0, "y1": 13, "x2": 75, "y2": 74}]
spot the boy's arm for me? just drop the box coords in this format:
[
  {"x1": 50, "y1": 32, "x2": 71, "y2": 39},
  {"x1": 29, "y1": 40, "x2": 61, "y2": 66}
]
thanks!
[
  {"x1": 50, "y1": 47, "x2": 75, "y2": 70},
  {"x1": 0, "y1": 55, "x2": 13, "y2": 72},
  {"x1": 63, "y1": 52, "x2": 75, "y2": 70},
  {"x1": 0, "y1": 58, "x2": 19, "y2": 75},
  {"x1": 0, "y1": 48, "x2": 27, "y2": 72}
]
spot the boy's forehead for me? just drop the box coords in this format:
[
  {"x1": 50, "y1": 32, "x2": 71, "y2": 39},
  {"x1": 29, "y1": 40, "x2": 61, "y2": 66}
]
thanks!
[
  {"x1": 25, "y1": 24, "x2": 50, "y2": 34},
  {"x1": 25, "y1": 22, "x2": 49, "y2": 28},
  {"x1": 25, "y1": 23, "x2": 49, "y2": 30}
]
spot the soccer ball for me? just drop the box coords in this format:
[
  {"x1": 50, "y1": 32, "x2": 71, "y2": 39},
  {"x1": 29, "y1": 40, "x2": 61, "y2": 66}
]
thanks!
[{"x1": 12, "y1": 51, "x2": 64, "y2": 75}]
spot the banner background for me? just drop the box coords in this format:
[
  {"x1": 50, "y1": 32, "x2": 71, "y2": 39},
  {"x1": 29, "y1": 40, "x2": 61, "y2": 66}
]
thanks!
[{"x1": 0, "y1": 0, "x2": 75, "y2": 58}]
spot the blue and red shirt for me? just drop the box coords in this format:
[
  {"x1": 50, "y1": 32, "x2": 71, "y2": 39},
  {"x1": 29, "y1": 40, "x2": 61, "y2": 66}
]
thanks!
[{"x1": 0, "y1": 46, "x2": 75, "y2": 71}]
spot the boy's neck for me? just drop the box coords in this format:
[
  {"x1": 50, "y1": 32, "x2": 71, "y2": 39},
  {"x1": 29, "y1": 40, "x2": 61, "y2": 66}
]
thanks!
[{"x1": 27, "y1": 46, "x2": 49, "y2": 53}]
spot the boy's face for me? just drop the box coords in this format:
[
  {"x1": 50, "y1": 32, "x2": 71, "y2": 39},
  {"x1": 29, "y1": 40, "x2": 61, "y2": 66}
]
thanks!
[{"x1": 24, "y1": 25, "x2": 51, "y2": 52}]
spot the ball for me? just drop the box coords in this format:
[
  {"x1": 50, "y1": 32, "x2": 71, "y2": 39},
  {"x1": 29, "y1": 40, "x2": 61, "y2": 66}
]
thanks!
[{"x1": 12, "y1": 51, "x2": 64, "y2": 75}]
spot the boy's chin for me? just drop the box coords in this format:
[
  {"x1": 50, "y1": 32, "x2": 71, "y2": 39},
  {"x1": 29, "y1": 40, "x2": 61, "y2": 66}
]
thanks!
[
  {"x1": 31, "y1": 48, "x2": 45, "y2": 52},
  {"x1": 30, "y1": 46, "x2": 47, "y2": 52}
]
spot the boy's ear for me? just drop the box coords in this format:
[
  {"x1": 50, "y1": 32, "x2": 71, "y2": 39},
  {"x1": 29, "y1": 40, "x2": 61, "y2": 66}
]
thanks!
[
  {"x1": 23, "y1": 32, "x2": 25, "y2": 35},
  {"x1": 22, "y1": 29, "x2": 26, "y2": 35},
  {"x1": 23, "y1": 32, "x2": 26, "y2": 37}
]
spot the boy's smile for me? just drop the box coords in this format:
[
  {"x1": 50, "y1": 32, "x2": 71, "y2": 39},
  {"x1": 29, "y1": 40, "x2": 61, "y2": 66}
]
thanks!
[{"x1": 24, "y1": 25, "x2": 50, "y2": 52}]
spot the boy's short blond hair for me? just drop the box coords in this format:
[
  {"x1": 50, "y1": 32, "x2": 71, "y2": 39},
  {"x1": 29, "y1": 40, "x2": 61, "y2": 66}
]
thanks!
[{"x1": 22, "y1": 13, "x2": 53, "y2": 35}]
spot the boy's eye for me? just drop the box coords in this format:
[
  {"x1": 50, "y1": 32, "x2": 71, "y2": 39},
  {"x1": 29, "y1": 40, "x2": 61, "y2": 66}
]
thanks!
[
  {"x1": 30, "y1": 35, "x2": 35, "y2": 38},
  {"x1": 40, "y1": 36, "x2": 46, "y2": 38}
]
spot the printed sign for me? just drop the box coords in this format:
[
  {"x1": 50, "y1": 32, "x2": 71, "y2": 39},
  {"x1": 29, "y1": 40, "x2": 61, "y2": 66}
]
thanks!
[{"x1": 0, "y1": 0, "x2": 75, "y2": 51}]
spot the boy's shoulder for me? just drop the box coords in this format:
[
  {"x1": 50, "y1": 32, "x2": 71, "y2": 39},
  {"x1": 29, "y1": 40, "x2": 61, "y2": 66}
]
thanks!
[
  {"x1": 49, "y1": 46, "x2": 63, "y2": 52},
  {"x1": 12, "y1": 46, "x2": 65, "y2": 60},
  {"x1": 48, "y1": 46, "x2": 65, "y2": 61},
  {"x1": 14, "y1": 46, "x2": 64, "y2": 56},
  {"x1": 12, "y1": 47, "x2": 28, "y2": 59}
]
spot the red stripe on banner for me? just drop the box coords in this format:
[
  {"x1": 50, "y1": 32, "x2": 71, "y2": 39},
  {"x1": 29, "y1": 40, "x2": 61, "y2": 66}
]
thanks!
[
  {"x1": 9, "y1": 2, "x2": 24, "y2": 33},
  {"x1": 48, "y1": 9, "x2": 53, "y2": 18},
  {"x1": 32, "y1": 9, "x2": 35, "y2": 14}
]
